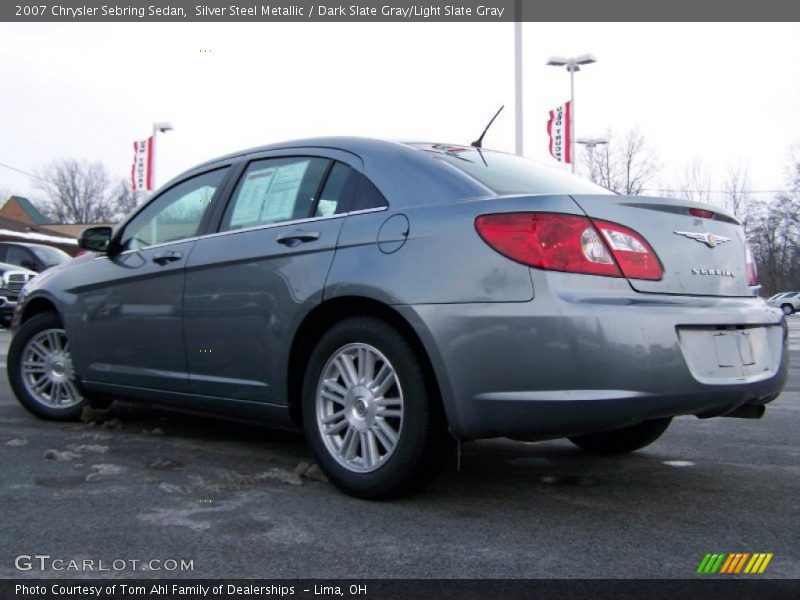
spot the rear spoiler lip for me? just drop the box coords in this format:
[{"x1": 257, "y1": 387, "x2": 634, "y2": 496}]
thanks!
[{"x1": 568, "y1": 194, "x2": 741, "y2": 226}]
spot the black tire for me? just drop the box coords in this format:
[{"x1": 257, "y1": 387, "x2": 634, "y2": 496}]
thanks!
[
  {"x1": 568, "y1": 417, "x2": 672, "y2": 455},
  {"x1": 781, "y1": 304, "x2": 794, "y2": 316},
  {"x1": 7, "y1": 312, "x2": 86, "y2": 421},
  {"x1": 302, "y1": 316, "x2": 449, "y2": 499}
]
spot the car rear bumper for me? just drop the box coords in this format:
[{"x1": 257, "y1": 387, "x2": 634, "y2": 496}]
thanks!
[{"x1": 397, "y1": 273, "x2": 788, "y2": 440}]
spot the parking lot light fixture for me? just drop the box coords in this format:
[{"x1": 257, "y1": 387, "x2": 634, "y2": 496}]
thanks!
[
  {"x1": 576, "y1": 136, "x2": 607, "y2": 149},
  {"x1": 151, "y1": 121, "x2": 174, "y2": 189},
  {"x1": 577, "y1": 137, "x2": 608, "y2": 182}
]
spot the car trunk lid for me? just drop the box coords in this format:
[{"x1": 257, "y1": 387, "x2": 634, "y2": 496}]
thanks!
[{"x1": 570, "y1": 194, "x2": 751, "y2": 297}]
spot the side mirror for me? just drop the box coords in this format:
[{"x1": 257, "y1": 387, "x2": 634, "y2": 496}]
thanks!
[
  {"x1": 20, "y1": 259, "x2": 37, "y2": 271},
  {"x1": 78, "y1": 226, "x2": 114, "y2": 253}
]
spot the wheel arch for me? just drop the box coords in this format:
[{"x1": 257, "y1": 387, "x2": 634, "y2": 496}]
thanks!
[
  {"x1": 286, "y1": 296, "x2": 448, "y2": 431},
  {"x1": 19, "y1": 294, "x2": 63, "y2": 326}
]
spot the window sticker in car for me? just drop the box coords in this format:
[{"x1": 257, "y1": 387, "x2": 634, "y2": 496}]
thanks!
[
  {"x1": 230, "y1": 169, "x2": 275, "y2": 228},
  {"x1": 315, "y1": 199, "x2": 337, "y2": 217},
  {"x1": 230, "y1": 160, "x2": 310, "y2": 228}
]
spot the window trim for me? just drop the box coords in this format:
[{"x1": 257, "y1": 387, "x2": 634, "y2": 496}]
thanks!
[
  {"x1": 210, "y1": 148, "x2": 367, "y2": 232},
  {"x1": 217, "y1": 154, "x2": 390, "y2": 232},
  {"x1": 106, "y1": 206, "x2": 388, "y2": 256},
  {"x1": 103, "y1": 148, "x2": 390, "y2": 259},
  {"x1": 204, "y1": 205, "x2": 388, "y2": 240},
  {"x1": 103, "y1": 197, "x2": 386, "y2": 261}
]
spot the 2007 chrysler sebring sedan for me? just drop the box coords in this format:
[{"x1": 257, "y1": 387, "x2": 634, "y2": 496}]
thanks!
[{"x1": 7, "y1": 138, "x2": 788, "y2": 498}]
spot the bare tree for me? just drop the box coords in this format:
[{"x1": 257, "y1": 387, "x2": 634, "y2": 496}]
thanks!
[
  {"x1": 748, "y1": 194, "x2": 800, "y2": 294},
  {"x1": 33, "y1": 159, "x2": 117, "y2": 224},
  {"x1": 789, "y1": 145, "x2": 800, "y2": 195},
  {"x1": 722, "y1": 163, "x2": 751, "y2": 225},
  {"x1": 675, "y1": 159, "x2": 713, "y2": 205},
  {"x1": 745, "y1": 148, "x2": 800, "y2": 295},
  {"x1": 111, "y1": 180, "x2": 146, "y2": 220},
  {"x1": 582, "y1": 128, "x2": 660, "y2": 195},
  {"x1": 587, "y1": 144, "x2": 617, "y2": 191}
]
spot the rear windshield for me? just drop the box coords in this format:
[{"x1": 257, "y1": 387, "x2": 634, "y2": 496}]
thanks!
[{"x1": 413, "y1": 144, "x2": 613, "y2": 196}]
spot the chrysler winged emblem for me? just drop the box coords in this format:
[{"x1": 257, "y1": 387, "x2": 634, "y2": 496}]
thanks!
[{"x1": 673, "y1": 230, "x2": 731, "y2": 248}]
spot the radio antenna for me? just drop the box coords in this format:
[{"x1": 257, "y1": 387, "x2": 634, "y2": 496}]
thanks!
[{"x1": 471, "y1": 105, "x2": 504, "y2": 148}]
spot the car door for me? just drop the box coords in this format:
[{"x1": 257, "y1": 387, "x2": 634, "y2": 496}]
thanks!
[
  {"x1": 182, "y1": 153, "x2": 362, "y2": 403},
  {"x1": 70, "y1": 166, "x2": 230, "y2": 393}
]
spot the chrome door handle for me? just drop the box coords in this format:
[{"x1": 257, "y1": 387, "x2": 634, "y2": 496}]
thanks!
[
  {"x1": 276, "y1": 231, "x2": 321, "y2": 247},
  {"x1": 152, "y1": 251, "x2": 183, "y2": 266}
]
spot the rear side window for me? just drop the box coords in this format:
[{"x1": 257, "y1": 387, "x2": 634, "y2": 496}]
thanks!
[
  {"x1": 350, "y1": 172, "x2": 389, "y2": 211},
  {"x1": 414, "y1": 144, "x2": 612, "y2": 196},
  {"x1": 223, "y1": 157, "x2": 329, "y2": 231},
  {"x1": 314, "y1": 163, "x2": 355, "y2": 217},
  {"x1": 313, "y1": 163, "x2": 388, "y2": 217}
]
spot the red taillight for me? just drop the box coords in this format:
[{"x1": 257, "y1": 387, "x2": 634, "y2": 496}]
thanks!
[
  {"x1": 475, "y1": 212, "x2": 662, "y2": 281},
  {"x1": 689, "y1": 208, "x2": 715, "y2": 219},
  {"x1": 745, "y1": 243, "x2": 758, "y2": 286}
]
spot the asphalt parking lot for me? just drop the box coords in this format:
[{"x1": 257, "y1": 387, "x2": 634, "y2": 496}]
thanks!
[{"x1": 1, "y1": 321, "x2": 798, "y2": 580}]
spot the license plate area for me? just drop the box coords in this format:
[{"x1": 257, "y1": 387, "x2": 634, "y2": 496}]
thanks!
[{"x1": 677, "y1": 325, "x2": 782, "y2": 384}]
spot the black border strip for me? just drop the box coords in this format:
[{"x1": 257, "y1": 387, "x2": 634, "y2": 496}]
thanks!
[
  {"x1": 3, "y1": 1, "x2": 800, "y2": 22},
  {"x1": 4, "y1": 579, "x2": 800, "y2": 600}
]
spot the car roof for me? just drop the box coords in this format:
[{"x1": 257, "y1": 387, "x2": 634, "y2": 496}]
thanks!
[
  {"x1": 192, "y1": 137, "x2": 474, "y2": 168},
  {"x1": 170, "y1": 137, "x2": 494, "y2": 209}
]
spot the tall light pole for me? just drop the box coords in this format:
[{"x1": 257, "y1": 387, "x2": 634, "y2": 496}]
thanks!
[
  {"x1": 151, "y1": 121, "x2": 174, "y2": 189},
  {"x1": 577, "y1": 136, "x2": 608, "y2": 182},
  {"x1": 546, "y1": 54, "x2": 596, "y2": 173},
  {"x1": 513, "y1": 0, "x2": 523, "y2": 156}
]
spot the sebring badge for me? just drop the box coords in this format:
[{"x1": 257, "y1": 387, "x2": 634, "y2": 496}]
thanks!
[
  {"x1": 674, "y1": 230, "x2": 732, "y2": 248},
  {"x1": 691, "y1": 267, "x2": 735, "y2": 277}
]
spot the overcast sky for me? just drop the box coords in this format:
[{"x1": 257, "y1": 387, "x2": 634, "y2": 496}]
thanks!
[{"x1": 1, "y1": 22, "x2": 798, "y2": 204}]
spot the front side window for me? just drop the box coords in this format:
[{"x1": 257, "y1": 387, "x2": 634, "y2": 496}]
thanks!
[
  {"x1": 120, "y1": 168, "x2": 228, "y2": 251},
  {"x1": 222, "y1": 157, "x2": 329, "y2": 231}
]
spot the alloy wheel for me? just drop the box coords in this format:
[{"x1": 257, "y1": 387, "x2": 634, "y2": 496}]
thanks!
[
  {"x1": 20, "y1": 328, "x2": 83, "y2": 409},
  {"x1": 315, "y1": 343, "x2": 404, "y2": 473}
]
